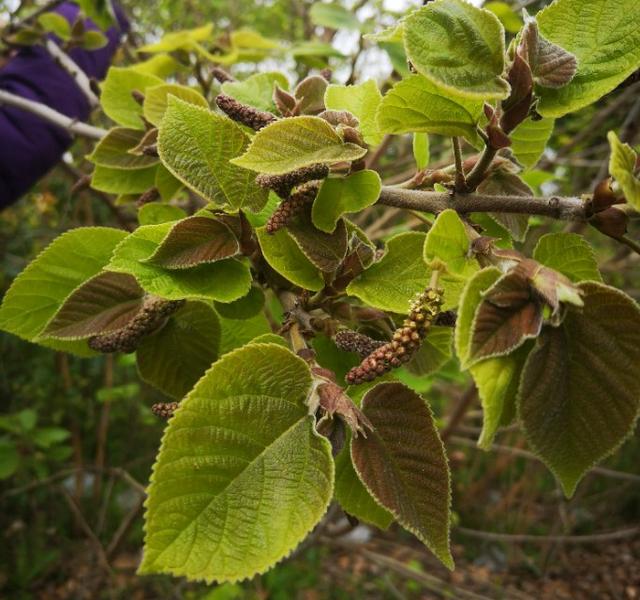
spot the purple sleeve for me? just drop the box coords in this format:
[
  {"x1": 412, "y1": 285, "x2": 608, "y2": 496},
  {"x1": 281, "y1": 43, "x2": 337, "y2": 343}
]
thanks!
[{"x1": 0, "y1": 2, "x2": 129, "y2": 208}]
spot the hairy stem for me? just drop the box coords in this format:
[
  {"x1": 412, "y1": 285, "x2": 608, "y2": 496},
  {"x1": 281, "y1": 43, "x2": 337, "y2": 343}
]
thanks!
[
  {"x1": 377, "y1": 186, "x2": 588, "y2": 221},
  {"x1": 463, "y1": 144, "x2": 497, "y2": 191},
  {"x1": 451, "y1": 137, "x2": 466, "y2": 192}
]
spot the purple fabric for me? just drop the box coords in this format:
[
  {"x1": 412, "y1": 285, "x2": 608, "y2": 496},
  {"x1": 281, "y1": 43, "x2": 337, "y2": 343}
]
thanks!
[{"x1": 0, "y1": 2, "x2": 128, "y2": 208}]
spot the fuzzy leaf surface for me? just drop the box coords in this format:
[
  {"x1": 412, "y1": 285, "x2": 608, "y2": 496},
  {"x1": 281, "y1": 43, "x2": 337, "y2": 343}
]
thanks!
[
  {"x1": 143, "y1": 83, "x2": 208, "y2": 127},
  {"x1": 533, "y1": 233, "x2": 602, "y2": 283}
]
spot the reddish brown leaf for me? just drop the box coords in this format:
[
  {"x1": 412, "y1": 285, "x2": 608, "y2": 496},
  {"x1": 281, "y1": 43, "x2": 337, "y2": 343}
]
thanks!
[
  {"x1": 42, "y1": 271, "x2": 144, "y2": 340},
  {"x1": 351, "y1": 382, "x2": 453, "y2": 569},
  {"x1": 144, "y1": 216, "x2": 240, "y2": 269}
]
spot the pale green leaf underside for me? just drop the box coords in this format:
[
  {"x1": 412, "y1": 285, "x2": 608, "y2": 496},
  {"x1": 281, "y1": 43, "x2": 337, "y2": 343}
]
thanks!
[
  {"x1": 405, "y1": 326, "x2": 453, "y2": 377},
  {"x1": 510, "y1": 117, "x2": 555, "y2": 170},
  {"x1": 231, "y1": 116, "x2": 367, "y2": 174},
  {"x1": 256, "y1": 226, "x2": 324, "y2": 291},
  {"x1": 0, "y1": 227, "x2": 126, "y2": 357},
  {"x1": 324, "y1": 80, "x2": 384, "y2": 146},
  {"x1": 377, "y1": 74, "x2": 483, "y2": 142},
  {"x1": 536, "y1": 0, "x2": 640, "y2": 117},
  {"x1": 404, "y1": 0, "x2": 509, "y2": 100},
  {"x1": 141, "y1": 343, "x2": 334, "y2": 583},
  {"x1": 87, "y1": 127, "x2": 159, "y2": 170},
  {"x1": 518, "y1": 282, "x2": 640, "y2": 496},
  {"x1": 221, "y1": 71, "x2": 289, "y2": 113},
  {"x1": 533, "y1": 233, "x2": 602, "y2": 283},
  {"x1": 158, "y1": 97, "x2": 268, "y2": 212},
  {"x1": 107, "y1": 222, "x2": 251, "y2": 302},
  {"x1": 143, "y1": 83, "x2": 208, "y2": 127},
  {"x1": 424, "y1": 209, "x2": 478, "y2": 278},
  {"x1": 91, "y1": 164, "x2": 158, "y2": 194}
]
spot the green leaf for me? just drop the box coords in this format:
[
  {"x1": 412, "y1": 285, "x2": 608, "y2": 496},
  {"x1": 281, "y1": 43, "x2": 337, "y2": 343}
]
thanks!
[
  {"x1": 0, "y1": 227, "x2": 126, "y2": 356},
  {"x1": 143, "y1": 84, "x2": 208, "y2": 128},
  {"x1": 158, "y1": 97, "x2": 268, "y2": 212},
  {"x1": 138, "y1": 24, "x2": 213, "y2": 53},
  {"x1": 222, "y1": 72, "x2": 289, "y2": 113},
  {"x1": 137, "y1": 302, "x2": 220, "y2": 399},
  {"x1": 91, "y1": 164, "x2": 158, "y2": 194},
  {"x1": 324, "y1": 80, "x2": 383, "y2": 146},
  {"x1": 510, "y1": 117, "x2": 555, "y2": 170},
  {"x1": 404, "y1": 0, "x2": 509, "y2": 100},
  {"x1": 130, "y1": 54, "x2": 187, "y2": 78},
  {"x1": 0, "y1": 439, "x2": 19, "y2": 480},
  {"x1": 81, "y1": 30, "x2": 108, "y2": 50},
  {"x1": 287, "y1": 212, "x2": 348, "y2": 273},
  {"x1": 77, "y1": 0, "x2": 115, "y2": 29},
  {"x1": 256, "y1": 226, "x2": 324, "y2": 291},
  {"x1": 291, "y1": 41, "x2": 344, "y2": 59},
  {"x1": 100, "y1": 67, "x2": 163, "y2": 129},
  {"x1": 608, "y1": 131, "x2": 640, "y2": 210},
  {"x1": 412, "y1": 133, "x2": 430, "y2": 170},
  {"x1": 483, "y1": 1, "x2": 522, "y2": 33},
  {"x1": 424, "y1": 209, "x2": 477, "y2": 278},
  {"x1": 351, "y1": 382, "x2": 453, "y2": 569},
  {"x1": 310, "y1": 3, "x2": 360, "y2": 30},
  {"x1": 518, "y1": 282, "x2": 640, "y2": 496},
  {"x1": 347, "y1": 232, "x2": 429, "y2": 314},
  {"x1": 376, "y1": 74, "x2": 483, "y2": 142},
  {"x1": 230, "y1": 116, "x2": 367, "y2": 175},
  {"x1": 38, "y1": 13, "x2": 71, "y2": 39},
  {"x1": 144, "y1": 216, "x2": 239, "y2": 270},
  {"x1": 88, "y1": 127, "x2": 159, "y2": 170},
  {"x1": 217, "y1": 312, "x2": 272, "y2": 355},
  {"x1": 107, "y1": 223, "x2": 251, "y2": 302},
  {"x1": 334, "y1": 435, "x2": 393, "y2": 530},
  {"x1": 140, "y1": 343, "x2": 333, "y2": 583},
  {"x1": 405, "y1": 326, "x2": 452, "y2": 377},
  {"x1": 536, "y1": 0, "x2": 640, "y2": 117},
  {"x1": 32, "y1": 427, "x2": 70, "y2": 448},
  {"x1": 312, "y1": 171, "x2": 381, "y2": 233},
  {"x1": 42, "y1": 271, "x2": 144, "y2": 340},
  {"x1": 533, "y1": 233, "x2": 602, "y2": 283},
  {"x1": 214, "y1": 286, "x2": 265, "y2": 320},
  {"x1": 138, "y1": 204, "x2": 187, "y2": 226},
  {"x1": 155, "y1": 166, "x2": 183, "y2": 202}
]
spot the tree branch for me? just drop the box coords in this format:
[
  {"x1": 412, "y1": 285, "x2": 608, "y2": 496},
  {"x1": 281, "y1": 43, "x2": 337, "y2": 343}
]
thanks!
[
  {"x1": 45, "y1": 39, "x2": 100, "y2": 107},
  {"x1": 378, "y1": 186, "x2": 589, "y2": 221},
  {"x1": 0, "y1": 89, "x2": 106, "y2": 139}
]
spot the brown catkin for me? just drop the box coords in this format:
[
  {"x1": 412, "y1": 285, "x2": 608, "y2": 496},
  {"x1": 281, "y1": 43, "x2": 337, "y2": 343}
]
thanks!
[
  {"x1": 88, "y1": 297, "x2": 185, "y2": 354},
  {"x1": 211, "y1": 66, "x2": 234, "y2": 84},
  {"x1": 151, "y1": 402, "x2": 179, "y2": 419},
  {"x1": 215, "y1": 93, "x2": 277, "y2": 131},
  {"x1": 345, "y1": 287, "x2": 444, "y2": 385},
  {"x1": 256, "y1": 164, "x2": 329, "y2": 199},
  {"x1": 334, "y1": 330, "x2": 385, "y2": 358},
  {"x1": 265, "y1": 184, "x2": 318, "y2": 234}
]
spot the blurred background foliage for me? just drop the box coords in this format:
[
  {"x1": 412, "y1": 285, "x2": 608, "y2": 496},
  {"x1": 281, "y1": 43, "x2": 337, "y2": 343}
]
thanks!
[{"x1": 0, "y1": 0, "x2": 639, "y2": 598}]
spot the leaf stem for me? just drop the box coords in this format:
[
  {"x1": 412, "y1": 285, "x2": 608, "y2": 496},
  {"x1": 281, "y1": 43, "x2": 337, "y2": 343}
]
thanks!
[
  {"x1": 463, "y1": 144, "x2": 498, "y2": 191},
  {"x1": 451, "y1": 137, "x2": 466, "y2": 192}
]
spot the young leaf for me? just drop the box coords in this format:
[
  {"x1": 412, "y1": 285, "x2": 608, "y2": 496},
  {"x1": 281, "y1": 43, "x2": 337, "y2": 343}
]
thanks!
[
  {"x1": 518, "y1": 282, "x2": 640, "y2": 496},
  {"x1": 230, "y1": 116, "x2": 367, "y2": 175},
  {"x1": 256, "y1": 226, "x2": 324, "y2": 291},
  {"x1": 217, "y1": 311, "x2": 272, "y2": 356},
  {"x1": 347, "y1": 232, "x2": 430, "y2": 314},
  {"x1": 222, "y1": 72, "x2": 289, "y2": 113},
  {"x1": 312, "y1": 171, "x2": 381, "y2": 234},
  {"x1": 287, "y1": 211, "x2": 348, "y2": 273},
  {"x1": 138, "y1": 204, "x2": 187, "y2": 226},
  {"x1": 412, "y1": 133, "x2": 430, "y2": 170},
  {"x1": 294, "y1": 76, "x2": 328, "y2": 115},
  {"x1": 377, "y1": 74, "x2": 483, "y2": 142},
  {"x1": 351, "y1": 382, "x2": 453, "y2": 569},
  {"x1": 136, "y1": 301, "x2": 220, "y2": 399},
  {"x1": 88, "y1": 128, "x2": 158, "y2": 170},
  {"x1": 158, "y1": 97, "x2": 268, "y2": 212},
  {"x1": 214, "y1": 286, "x2": 265, "y2": 320},
  {"x1": 107, "y1": 223, "x2": 251, "y2": 302},
  {"x1": 467, "y1": 267, "x2": 543, "y2": 366},
  {"x1": 533, "y1": 233, "x2": 602, "y2": 283},
  {"x1": 140, "y1": 343, "x2": 334, "y2": 583},
  {"x1": 138, "y1": 23, "x2": 213, "y2": 53},
  {"x1": 0, "y1": 227, "x2": 126, "y2": 356},
  {"x1": 91, "y1": 164, "x2": 158, "y2": 194},
  {"x1": 144, "y1": 216, "x2": 240, "y2": 270},
  {"x1": 424, "y1": 209, "x2": 477, "y2": 278},
  {"x1": 324, "y1": 80, "x2": 383, "y2": 146},
  {"x1": 310, "y1": 2, "x2": 361, "y2": 30},
  {"x1": 100, "y1": 67, "x2": 163, "y2": 129},
  {"x1": 536, "y1": 0, "x2": 640, "y2": 117},
  {"x1": 509, "y1": 117, "x2": 554, "y2": 170},
  {"x1": 607, "y1": 131, "x2": 640, "y2": 210},
  {"x1": 404, "y1": 0, "x2": 509, "y2": 100},
  {"x1": 42, "y1": 272, "x2": 144, "y2": 340},
  {"x1": 143, "y1": 83, "x2": 208, "y2": 127},
  {"x1": 334, "y1": 435, "x2": 394, "y2": 530}
]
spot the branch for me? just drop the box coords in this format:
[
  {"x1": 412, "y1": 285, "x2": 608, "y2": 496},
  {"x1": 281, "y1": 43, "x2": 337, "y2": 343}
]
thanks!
[
  {"x1": 378, "y1": 186, "x2": 588, "y2": 221},
  {"x1": 0, "y1": 89, "x2": 106, "y2": 139},
  {"x1": 455, "y1": 525, "x2": 640, "y2": 544},
  {"x1": 45, "y1": 39, "x2": 100, "y2": 107},
  {"x1": 7, "y1": 0, "x2": 65, "y2": 31}
]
